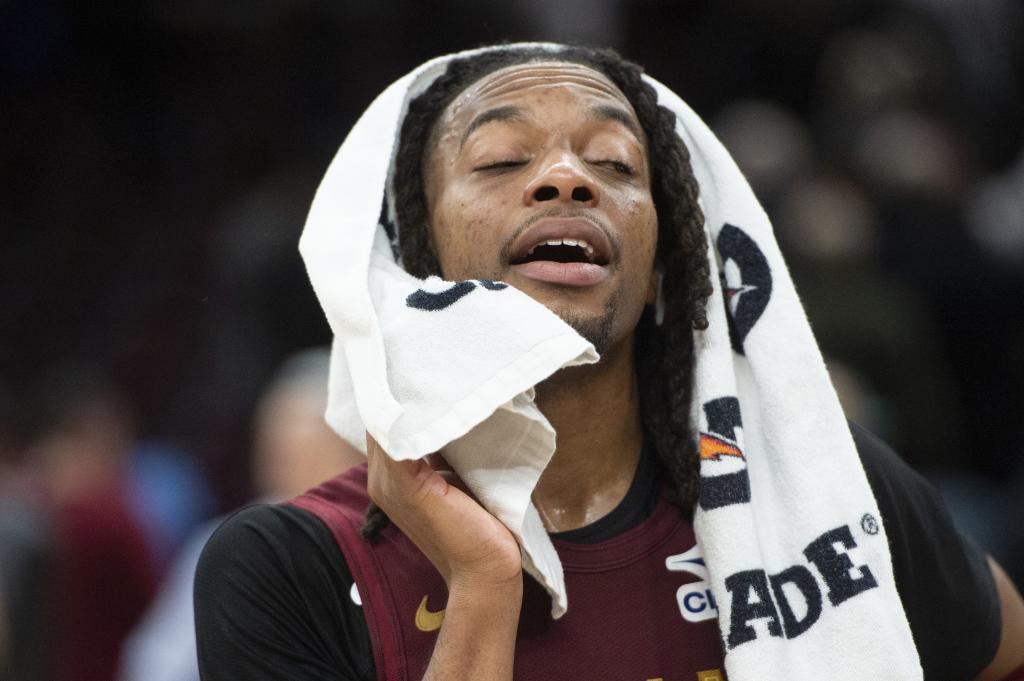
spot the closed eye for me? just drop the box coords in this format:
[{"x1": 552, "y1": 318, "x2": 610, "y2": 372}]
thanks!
[
  {"x1": 594, "y1": 160, "x2": 635, "y2": 176},
  {"x1": 474, "y1": 159, "x2": 527, "y2": 172}
]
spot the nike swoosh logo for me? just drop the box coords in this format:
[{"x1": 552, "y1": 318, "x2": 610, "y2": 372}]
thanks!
[{"x1": 415, "y1": 595, "x2": 445, "y2": 632}]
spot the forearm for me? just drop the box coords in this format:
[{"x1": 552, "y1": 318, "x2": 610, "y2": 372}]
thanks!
[
  {"x1": 422, "y1": 576, "x2": 522, "y2": 680},
  {"x1": 365, "y1": 439, "x2": 525, "y2": 678}
]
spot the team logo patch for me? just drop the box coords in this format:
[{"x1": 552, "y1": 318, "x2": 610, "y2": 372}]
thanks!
[
  {"x1": 666, "y1": 544, "x2": 718, "y2": 623},
  {"x1": 698, "y1": 397, "x2": 751, "y2": 510},
  {"x1": 716, "y1": 224, "x2": 772, "y2": 355}
]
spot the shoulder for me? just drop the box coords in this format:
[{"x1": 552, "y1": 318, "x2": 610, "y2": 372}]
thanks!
[
  {"x1": 848, "y1": 422, "x2": 1001, "y2": 681},
  {"x1": 195, "y1": 502, "x2": 373, "y2": 680},
  {"x1": 195, "y1": 500, "x2": 366, "y2": 623},
  {"x1": 849, "y1": 422, "x2": 939, "y2": 505},
  {"x1": 198, "y1": 501, "x2": 342, "y2": 569},
  {"x1": 194, "y1": 502, "x2": 356, "y2": 624},
  {"x1": 195, "y1": 464, "x2": 372, "y2": 590}
]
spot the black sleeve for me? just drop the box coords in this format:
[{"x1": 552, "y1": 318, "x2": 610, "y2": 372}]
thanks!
[
  {"x1": 194, "y1": 503, "x2": 375, "y2": 681},
  {"x1": 851, "y1": 422, "x2": 1001, "y2": 681}
]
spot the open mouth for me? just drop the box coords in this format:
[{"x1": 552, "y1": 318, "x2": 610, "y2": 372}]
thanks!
[
  {"x1": 510, "y1": 238, "x2": 608, "y2": 266},
  {"x1": 507, "y1": 217, "x2": 614, "y2": 287}
]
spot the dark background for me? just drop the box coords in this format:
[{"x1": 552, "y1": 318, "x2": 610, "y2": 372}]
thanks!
[{"x1": 1, "y1": 3, "x2": 1023, "y2": 673}]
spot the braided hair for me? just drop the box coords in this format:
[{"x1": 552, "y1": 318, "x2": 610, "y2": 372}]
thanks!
[{"x1": 364, "y1": 45, "x2": 712, "y2": 542}]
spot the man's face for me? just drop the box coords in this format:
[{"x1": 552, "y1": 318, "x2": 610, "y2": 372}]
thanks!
[{"x1": 423, "y1": 61, "x2": 658, "y2": 355}]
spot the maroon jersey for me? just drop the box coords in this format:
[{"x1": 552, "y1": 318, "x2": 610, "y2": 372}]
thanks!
[
  {"x1": 290, "y1": 464, "x2": 727, "y2": 681},
  {"x1": 197, "y1": 424, "x2": 1000, "y2": 681}
]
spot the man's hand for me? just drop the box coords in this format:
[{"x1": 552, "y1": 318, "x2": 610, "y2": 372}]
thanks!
[
  {"x1": 365, "y1": 435, "x2": 523, "y2": 589},
  {"x1": 365, "y1": 435, "x2": 522, "y2": 680}
]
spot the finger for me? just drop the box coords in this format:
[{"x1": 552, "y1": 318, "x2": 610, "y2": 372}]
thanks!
[
  {"x1": 427, "y1": 452, "x2": 452, "y2": 472},
  {"x1": 436, "y1": 469, "x2": 481, "y2": 502},
  {"x1": 365, "y1": 433, "x2": 444, "y2": 505},
  {"x1": 426, "y1": 452, "x2": 479, "y2": 499},
  {"x1": 367, "y1": 433, "x2": 418, "y2": 480}
]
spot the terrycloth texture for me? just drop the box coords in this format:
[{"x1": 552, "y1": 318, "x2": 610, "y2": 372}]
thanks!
[
  {"x1": 649, "y1": 78, "x2": 923, "y2": 677},
  {"x1": 300, "y1": 43, "x2": 923, "y2": 678}
]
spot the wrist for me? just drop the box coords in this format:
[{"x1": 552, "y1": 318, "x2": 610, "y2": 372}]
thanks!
[
  {"x1": 423, "y1": 571, "x2": 521, "y2": 679},
  {"x1": 449, "y1": 568, "x2": 523, "y2": 599},
  {"x1": 448, "y1": 570, "x2": 523, "y2": 621}
]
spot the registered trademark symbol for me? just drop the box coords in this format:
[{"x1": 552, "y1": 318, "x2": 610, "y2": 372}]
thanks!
[{"x1": 861, "y1": 513, "x2": 880, "y2": 535}]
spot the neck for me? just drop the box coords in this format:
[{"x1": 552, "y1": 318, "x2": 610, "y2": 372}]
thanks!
[{"x1": 532, "y1": 335, "x2": 644, "y2": 533}]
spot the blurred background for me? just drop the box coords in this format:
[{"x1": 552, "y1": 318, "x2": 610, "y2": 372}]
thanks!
[{"x1": 2, "y1": 0, "x2": 1022, "y2": 679}]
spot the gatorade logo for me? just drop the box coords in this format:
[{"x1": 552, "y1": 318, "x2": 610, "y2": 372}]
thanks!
[
  {"x1": 698, "y1": 397, "x2": 751, "y2": 511},
  {"x1": 717, "y1": 223, "x2": 772, "y2": 355},
  {"x1": 724, "y1": 523, "x2": 879, "y2": 649}
]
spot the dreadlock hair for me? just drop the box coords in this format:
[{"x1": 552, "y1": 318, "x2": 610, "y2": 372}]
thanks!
[{"x1": 363, "y1": 45, "x2": 713, "y2": 543}]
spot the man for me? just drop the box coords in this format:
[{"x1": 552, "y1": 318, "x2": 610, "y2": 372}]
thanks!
[{"x1": 195, "y1": 45, "x2": 1024, "y2": 680}]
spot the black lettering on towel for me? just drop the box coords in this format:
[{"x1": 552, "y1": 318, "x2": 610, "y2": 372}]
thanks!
[{"x1": 406, "y1": 279, "x2": 508, "y2": 311}]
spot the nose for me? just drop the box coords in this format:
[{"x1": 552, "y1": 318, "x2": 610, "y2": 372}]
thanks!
[{"x1": 523, "y1": 154, "x2": 600, "y2": 207}]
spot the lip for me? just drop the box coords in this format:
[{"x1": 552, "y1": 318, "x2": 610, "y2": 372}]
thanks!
[
  {"x1": 507, "y1": 217, "x2": 614, "y2": 288},
  {"x1": 508, "y1": 217, "x2": 614, "y2": 266},
  {"x1": 511, "y1": 261, "x2": 610, "y2": 287}
]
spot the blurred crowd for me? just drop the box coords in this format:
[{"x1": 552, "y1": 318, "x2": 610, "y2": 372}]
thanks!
[
  {"x1": 2, "y1": 1, "x2": 1022, "y2": 679},
  {"x1": 0, "y1": 349, "x2": 362, "y2": 680}
]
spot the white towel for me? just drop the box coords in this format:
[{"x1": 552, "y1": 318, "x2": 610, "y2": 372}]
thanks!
[
  {"x1": 300, "y1": 46, "x2": 597, "y2": 616},
  {"x1": 300, "y1": 43, "x2": 922, "y2": 679}
]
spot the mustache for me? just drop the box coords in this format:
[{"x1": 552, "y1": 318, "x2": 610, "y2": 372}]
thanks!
[{"x1": 498, "y1": 208, "x2": 620, "y2": 265}]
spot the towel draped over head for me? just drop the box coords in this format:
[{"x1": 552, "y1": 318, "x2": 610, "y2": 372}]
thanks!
[{"x1": 299, "y1": 43, "x2": 923, "y2": 679}]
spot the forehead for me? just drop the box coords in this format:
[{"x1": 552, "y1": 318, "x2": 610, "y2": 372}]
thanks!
[{"x1": 437, "y1": 61, "x2": 639, "y2": 142}]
